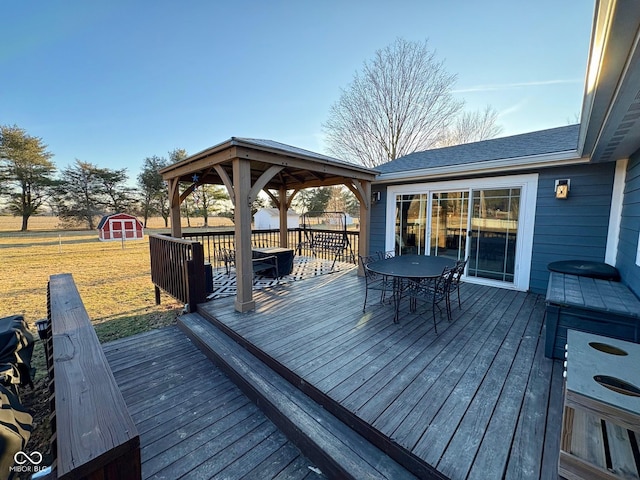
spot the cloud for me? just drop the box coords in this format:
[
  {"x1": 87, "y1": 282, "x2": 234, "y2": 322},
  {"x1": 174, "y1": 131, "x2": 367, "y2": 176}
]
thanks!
[
  {"x1": 497, "y1": 99, "x2": 529, "y2": 119},
  {"x1": 453, "y1": 78, "x2": 582, "y2": 94}
]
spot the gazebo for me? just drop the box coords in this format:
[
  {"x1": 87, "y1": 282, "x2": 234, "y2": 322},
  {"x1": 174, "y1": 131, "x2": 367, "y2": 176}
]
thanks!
[{"x1": 159, "y1": 137, "x2": 379, "y2": 313}]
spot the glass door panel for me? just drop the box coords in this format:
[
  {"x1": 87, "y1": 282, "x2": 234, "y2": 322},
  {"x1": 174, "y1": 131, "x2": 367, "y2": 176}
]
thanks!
[
  {"x1": 395, "y1": 194, "x2": 427, "y2": 255},
  {"x1": 468, "y1": 188, "x2": 520, "y2": 282},
  {"x1": 429, "y1": 191, "x2": 469, "y2": 261}
]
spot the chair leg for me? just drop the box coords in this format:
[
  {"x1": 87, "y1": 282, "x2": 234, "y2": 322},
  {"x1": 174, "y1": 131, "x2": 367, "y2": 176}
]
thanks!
[
  {"x1": 363, "y1": 288, "x2": 368, "y2": 312},
  {"x1": 432, "y1": 299, "x2": 438, "y2": 334},
  {"x1": 457, "y1": 287, "x2": 462, "y2": 308}
]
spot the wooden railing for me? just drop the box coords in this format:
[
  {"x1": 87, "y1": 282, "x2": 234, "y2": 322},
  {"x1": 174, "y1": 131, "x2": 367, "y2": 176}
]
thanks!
[
  {"x1": 183, "y1": 228, "x2": 359, "y2": 266},
  {"x1": 46, "y1": 273, "x2": 140, "y2": 480},
  {"x1": 149, "y1": 234, "x2": 205, "y2": 313}
]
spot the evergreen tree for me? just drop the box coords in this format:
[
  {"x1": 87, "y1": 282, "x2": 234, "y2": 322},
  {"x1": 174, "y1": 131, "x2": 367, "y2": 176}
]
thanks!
[{"x1": 0, "y1": 125, "x2": 56, "y2": 231}]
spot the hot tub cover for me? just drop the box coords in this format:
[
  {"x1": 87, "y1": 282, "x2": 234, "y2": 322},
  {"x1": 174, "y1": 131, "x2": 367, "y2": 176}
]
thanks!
[{"x1": 547, "y1": 260, "x2": 621, "y2": 281}]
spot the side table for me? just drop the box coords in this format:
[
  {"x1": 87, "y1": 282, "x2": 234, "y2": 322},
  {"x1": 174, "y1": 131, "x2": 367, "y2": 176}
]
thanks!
[{"x1": 560, "y1": 330, "x2": 640, "y2": 479}]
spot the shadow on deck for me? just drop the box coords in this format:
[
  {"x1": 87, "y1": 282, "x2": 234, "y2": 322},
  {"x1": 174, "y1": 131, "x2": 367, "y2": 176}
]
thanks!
[{"x1": 188, "y1": 266, "x2": 564, "y2": 480}]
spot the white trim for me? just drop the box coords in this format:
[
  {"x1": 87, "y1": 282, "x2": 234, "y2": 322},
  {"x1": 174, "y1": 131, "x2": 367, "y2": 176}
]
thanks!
[
  {"x1": 385, "y1": 173, "x2": 538, "y2": 291},
  {"x1": 374, "y1": 151, "x2": 587, "y2": 184},
  {"x1": 605, "y1": 158, "x2": 627, "y2": 264}
]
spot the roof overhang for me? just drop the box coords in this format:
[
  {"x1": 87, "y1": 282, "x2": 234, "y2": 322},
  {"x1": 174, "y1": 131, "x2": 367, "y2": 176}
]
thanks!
[
  {"x1": 579, "y1": 0, "x2": 640, "y2": 161},
  {"x1": 160, "y1": 137, "x2": 378, "y2": 191},
  {"x1": 374, "y1": 150, "x2": 589, "y2": 184}
]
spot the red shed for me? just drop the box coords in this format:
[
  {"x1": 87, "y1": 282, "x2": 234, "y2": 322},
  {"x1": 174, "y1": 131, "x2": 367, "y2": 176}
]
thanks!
[{"x1": 97, "y1": 213, "x2": 144, "y2": 241}]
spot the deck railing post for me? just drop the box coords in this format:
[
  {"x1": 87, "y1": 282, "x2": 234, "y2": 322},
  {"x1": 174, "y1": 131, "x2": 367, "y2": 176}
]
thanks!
[{"x1": 186, "y1": 243, "x2": 206, "y2": 312}]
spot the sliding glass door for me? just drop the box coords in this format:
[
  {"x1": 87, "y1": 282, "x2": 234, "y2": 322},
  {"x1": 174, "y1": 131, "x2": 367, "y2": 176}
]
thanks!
[
  {"x1": 429, "y1": 191, "x2": 469, "y2": 262},
  {"x1": 467, "y1": 188, "x2": 520, "y2": 283},
  {"x1": 390, "y1": 175, "x2": 536, "y2": 290},
  {"x1": 395, "y1": 194, "x2": 427, "y2": 255}
]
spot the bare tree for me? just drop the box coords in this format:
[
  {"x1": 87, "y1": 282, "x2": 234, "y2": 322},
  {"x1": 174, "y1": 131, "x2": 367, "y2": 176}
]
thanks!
[
  {"x1": 323, "y1": 38, "x2": 463, "y2": 167},
  {"x1": 436, "y1": 106, "x2": 503, "y2": 147}
]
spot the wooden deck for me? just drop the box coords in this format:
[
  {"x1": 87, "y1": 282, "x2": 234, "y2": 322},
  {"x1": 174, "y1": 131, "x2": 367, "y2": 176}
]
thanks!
[
  {"x1": 197, "y1": 266, "x2": 565, "y2": 480},
  {"x1": 103, "y1": 327, "x2": 326, "y2": 479}
]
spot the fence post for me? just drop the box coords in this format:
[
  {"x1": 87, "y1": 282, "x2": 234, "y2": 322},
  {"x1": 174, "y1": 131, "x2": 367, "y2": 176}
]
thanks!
[{"x1": 186, "y1": 243, "x2": 206, "y2": 312}]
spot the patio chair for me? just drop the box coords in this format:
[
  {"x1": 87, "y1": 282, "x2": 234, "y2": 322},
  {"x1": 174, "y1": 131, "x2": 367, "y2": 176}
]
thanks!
[
  {"x1": 219, "y1": 248, "x2": 236, "y2": 276},
  {"x1": 448, "y1": 257, "x2": 468, "y2": 309},
  {"x1": 403, "y1": 266, "x2": 453, "y2": 333},
  {"x1": 359, "y1": 255, "x2": 393, "y2": 312},
  {"x1": 376, "y1": 250, "x2": 395, "y2": 260}
]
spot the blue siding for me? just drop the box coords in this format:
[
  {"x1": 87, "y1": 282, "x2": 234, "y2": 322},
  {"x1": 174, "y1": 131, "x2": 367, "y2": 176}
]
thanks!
[
  {"x1": 369, "y1": 187, "x2": 388, "y2": 256},
  {"x1": 616, "y1": 151, "x2": 640, "y2": 297},
  {"x1": 529, "y1": 163, "x2": 615, "y2": 293},
  {"x1": 371, "y1": 162, "x2": 616, "y2": 294}
]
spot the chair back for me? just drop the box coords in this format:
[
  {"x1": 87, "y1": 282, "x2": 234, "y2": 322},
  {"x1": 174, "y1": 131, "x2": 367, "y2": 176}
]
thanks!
[
  {"x1": 437, "y1": 266, "x2": 454, "y2": 292},
  {"x1": 452, "y1": 258, "x2": 468, "y2": 285},
  {"x1": 358, "y1": 255, "x2": 380, "y2": 281}
]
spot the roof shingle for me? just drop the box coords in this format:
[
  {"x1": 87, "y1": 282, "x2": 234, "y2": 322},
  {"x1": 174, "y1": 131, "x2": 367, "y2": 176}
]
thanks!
[{"x1": 376, "y1": 124, "x2": 580, "y2": 174}]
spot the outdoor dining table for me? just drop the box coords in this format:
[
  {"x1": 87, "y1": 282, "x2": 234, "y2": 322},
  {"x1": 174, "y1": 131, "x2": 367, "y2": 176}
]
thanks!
[{"x1": 366, "y1": 254, "x2": 456, "y2": 323}]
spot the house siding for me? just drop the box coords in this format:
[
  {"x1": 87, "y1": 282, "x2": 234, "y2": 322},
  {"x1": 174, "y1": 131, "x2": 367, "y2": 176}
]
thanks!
[
  {"x1": 529, "y1": 163, "x2": 615, "y2": 293},
  {"x1": 370, "y1": 162, "x2": 616, "y2": 294},
  {"x1": 616, "y1": 150, "x2": 640, "y2": 297},
  {"x1": 369, "y1": 187, "x2": 388, "y2": 257}
]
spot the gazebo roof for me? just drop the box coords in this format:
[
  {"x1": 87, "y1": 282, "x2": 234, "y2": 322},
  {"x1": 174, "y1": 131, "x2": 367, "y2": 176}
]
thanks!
[{"x1": 159, "y1": 137, "x2": 378, "y2": 190}]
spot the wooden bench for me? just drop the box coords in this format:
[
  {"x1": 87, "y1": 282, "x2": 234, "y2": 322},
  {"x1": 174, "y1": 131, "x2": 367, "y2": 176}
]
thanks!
[
  {"x1": 46, "y1": 273, "x2": 141, "y2": 479},
  {"x1": 545, "y1": 272, "x2": 640, "y2": 359},
  {"x1": 305, "y1": 231, "x2": 352, "y2": 269}
]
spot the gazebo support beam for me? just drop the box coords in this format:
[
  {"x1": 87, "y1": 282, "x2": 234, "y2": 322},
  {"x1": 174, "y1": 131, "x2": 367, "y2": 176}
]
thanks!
[
  {"x1": 279, "y1": 186, "x2": 289, "y2": 248},
  {"x1": 169, "y1": 178, "x2": 182, "y2": 238},
  {"x1": 233, "y1": 158, "x2": 255, "y2": 312},
  {"x1": 355, "y1": 180, "x2": 371, "y2": 276}
]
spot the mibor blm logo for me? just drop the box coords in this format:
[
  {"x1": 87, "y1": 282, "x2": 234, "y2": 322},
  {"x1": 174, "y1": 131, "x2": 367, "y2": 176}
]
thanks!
[{"x1": 10, "y1": 451, "x2": 45, "y2": 474}]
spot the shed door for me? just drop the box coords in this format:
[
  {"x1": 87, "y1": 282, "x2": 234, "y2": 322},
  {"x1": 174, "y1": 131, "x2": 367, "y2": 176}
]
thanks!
[
  {"x1": 124, "y1": 220, "x2": 135, "y2": 238},
  {"x1": 111, "y1": 220, "x2": 123, "y2": 239}
]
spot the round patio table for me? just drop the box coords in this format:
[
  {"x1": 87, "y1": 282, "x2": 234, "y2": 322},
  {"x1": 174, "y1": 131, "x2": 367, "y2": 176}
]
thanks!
[{"x1": 366, "y1": 254, "x2": 456, "y2": 323}]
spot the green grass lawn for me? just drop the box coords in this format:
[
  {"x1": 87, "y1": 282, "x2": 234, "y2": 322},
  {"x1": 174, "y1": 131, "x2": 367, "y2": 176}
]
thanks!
[{"x1": 0, "y1": 220, "x2": 184, "y2": 380}]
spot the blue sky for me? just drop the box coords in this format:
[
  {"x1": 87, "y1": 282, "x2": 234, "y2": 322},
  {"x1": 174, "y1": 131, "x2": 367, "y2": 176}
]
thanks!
[{"x1": 2, "y1": 1, "x2": 595, "y2": 180}]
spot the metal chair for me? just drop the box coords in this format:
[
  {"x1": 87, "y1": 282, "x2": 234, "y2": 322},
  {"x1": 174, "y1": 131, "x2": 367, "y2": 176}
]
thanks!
[
  {"x1": 376, "y1": 250, "x2": 395, "y2": 260},
  {"x1": 359, "y1": 255, "x2": 393, "y2": 312},
  {"x1": 403, "y1": 266, "x2": 453, "y2": 333},
  {"x1": 219, "y1": 248, "x2": 236, "y2": 276},
  {"x1": 449, "y1": 257, "x2": 468, "y2": 310}
]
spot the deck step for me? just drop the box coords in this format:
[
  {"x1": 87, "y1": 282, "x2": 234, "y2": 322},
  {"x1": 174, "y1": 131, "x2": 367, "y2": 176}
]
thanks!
[{"x1": 178, "y1": 312, "x2": 418, "y2": 480}]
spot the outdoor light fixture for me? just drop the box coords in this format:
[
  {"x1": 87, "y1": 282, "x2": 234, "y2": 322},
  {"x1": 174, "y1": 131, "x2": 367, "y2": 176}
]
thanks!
[
  {"x1": 555, "y1": 179, "x2": 570, "y2": 199},
  {"x1": 35, "y1": 319, "x2": 50, "y2": 340},
  {"x1": 372, "y1": 191, "x2": 381, "y2": 203}
]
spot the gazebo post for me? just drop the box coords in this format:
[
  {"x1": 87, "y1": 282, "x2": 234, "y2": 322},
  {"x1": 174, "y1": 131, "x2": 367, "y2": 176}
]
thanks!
[
  {"x1": 358, "y1": 181, "x2": 371, "y2": 276},
  {"x1": 233, "y1": 158, "x2": 255, "y2": 312},
  {"x1": 279, "y1": 186, "x2": 289, "y2": 248},
  {"x1": 169, "y1": 178, "x2": 182, "y2": 238}
]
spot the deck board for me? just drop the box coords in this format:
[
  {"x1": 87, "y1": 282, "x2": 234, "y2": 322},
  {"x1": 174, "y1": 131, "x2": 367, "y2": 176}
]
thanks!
[
  {"x1": 199, "y1": 267, "x2": 563, "y2": 479},
  {"x1": 103, "y1": 327, "x2": 326, "y2": 480}
]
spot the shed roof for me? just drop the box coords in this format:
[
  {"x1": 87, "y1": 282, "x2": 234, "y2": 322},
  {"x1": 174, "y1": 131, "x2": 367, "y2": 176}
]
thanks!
[{"x1": 376, "y1": 124, "x2": 580, "y2": 176}]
